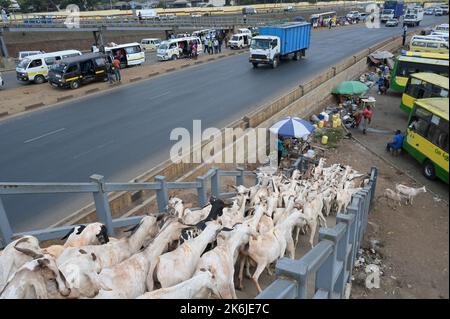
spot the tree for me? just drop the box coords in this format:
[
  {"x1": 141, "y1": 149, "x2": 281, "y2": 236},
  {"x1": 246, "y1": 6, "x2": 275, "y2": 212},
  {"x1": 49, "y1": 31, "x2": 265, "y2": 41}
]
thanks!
[{"x1": 0, "y1": 0, "x2": 11, "y2": 9}]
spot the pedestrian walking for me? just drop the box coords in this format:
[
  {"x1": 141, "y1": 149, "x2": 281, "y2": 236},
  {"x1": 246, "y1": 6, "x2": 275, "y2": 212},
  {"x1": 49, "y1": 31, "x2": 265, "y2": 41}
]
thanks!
[
  {"x1": 192, "y1": 41, "x2": 198, "y2": 60},
  {"x1": 402, "y1": 25, "x2": 408, "y2": 46},
  {"x1": 361, "y1": 105, "x2": 372, "y2": 134},
  {"x1": 277, "y1": 136, "x2": 284, "y2": 167},
  {"x1": 112, "y1": 58, "x2": 121, "y2": 83},
  {"x1": 328, "y1": 19, "x2": 332, "y2": 29},
  {"x1": 377, "y1": 76, "x2": 386, "y2": 95},
  {"x1": 1, "y1": 8, "x2": 7, "y2": 24}
]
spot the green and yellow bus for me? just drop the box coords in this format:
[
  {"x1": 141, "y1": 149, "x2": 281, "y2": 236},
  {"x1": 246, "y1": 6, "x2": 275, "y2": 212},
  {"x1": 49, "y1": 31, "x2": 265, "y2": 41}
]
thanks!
[
  {"x1": 403, "y1": 98, "x2": 449, "y2": 183},
  {"x1": 402, "y1": 50, "x2": 449, "y2": 60},
  {"x1": 400, "y1": 73, "x2": 449, "y2": 114},
  {"x1": 390, "y1": 56, "x2": 449, "y2": 92}
]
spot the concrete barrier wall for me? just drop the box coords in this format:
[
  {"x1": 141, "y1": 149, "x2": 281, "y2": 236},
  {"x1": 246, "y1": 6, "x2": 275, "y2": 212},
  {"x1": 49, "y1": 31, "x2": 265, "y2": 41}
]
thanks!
[{"x1": 57, "y1": 34, "x2": 406, "y2": 226}]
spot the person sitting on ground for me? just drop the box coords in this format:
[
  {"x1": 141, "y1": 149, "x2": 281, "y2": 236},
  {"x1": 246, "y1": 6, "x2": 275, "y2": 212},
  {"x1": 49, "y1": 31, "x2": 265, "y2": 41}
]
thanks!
[{"x1": 386, "y1": 130, "x2": 404, "y2": 155}]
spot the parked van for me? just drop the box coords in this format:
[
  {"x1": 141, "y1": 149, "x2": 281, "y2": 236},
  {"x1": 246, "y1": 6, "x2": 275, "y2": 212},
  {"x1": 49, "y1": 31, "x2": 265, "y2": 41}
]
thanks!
[
  {"x1": 228, "y1": 33, "x2": 251, "y2": 49},
  {"x1": 410, "y1": 37, "x2": 449, "y2": 53},
  {"x1": 433, "y1": 23, "x2": 449, "y2": 33},
  {"x1": 48, "y1": 53, "x2": 108, "y2": 90},
  {"x1": 16, "y1": 50, "x2": 44, "y2": 63},
  {"x1": 431, "y1": 32, "x2": 449, "y2": 42},
  {"x1": 16, "y1": 49, "x2": 82, "y2": 84},
  {"x1": 192, "y1": 29, "x2": 216, "y2": 39},
  {"x1": 237, "y1": 28, "x2": 252, "y2": 37},
  {"x1": 157, "y1": 37, "x2": 202, "y2": 61},
  {"x1": 140, "y1": 38, "x2": 161, "y2": 51},
  {"x1": 104, "y1": 42, "x2": 145, "y2": 68}
]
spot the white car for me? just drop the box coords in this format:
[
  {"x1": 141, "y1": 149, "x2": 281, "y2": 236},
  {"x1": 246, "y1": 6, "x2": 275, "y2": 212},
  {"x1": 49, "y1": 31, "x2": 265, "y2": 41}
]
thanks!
[
  {"x1": 346, "y1": 11, "x2": 360, "y2": 20},
  {"x1": 424, "y1": 8, "x2": 434, "y2": 15}
]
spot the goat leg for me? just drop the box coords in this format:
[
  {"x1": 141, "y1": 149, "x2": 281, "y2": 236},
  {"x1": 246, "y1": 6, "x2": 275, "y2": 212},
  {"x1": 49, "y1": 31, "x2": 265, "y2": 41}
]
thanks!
[{"x1": 251, "y1": 263, "x2": 266, "y2": 294}]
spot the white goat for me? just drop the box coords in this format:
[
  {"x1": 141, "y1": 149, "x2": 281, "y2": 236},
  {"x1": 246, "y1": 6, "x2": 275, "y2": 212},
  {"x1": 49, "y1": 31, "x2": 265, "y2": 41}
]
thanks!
[
  {"x1": 137, "y1": 268, "x2": 222, "y2": 299},
  {"x1": 0, "y1": 253, "x2": 71, "y2": 299},
  {"x1": 154, "y1": 220, "x2": 222, "y2": 288},
  {"x1": 395, "y1": 184, "x2": 426, "y2": 205},
  {"x1": 0, "y1": 235, "x2": 42, "y2": 292}
]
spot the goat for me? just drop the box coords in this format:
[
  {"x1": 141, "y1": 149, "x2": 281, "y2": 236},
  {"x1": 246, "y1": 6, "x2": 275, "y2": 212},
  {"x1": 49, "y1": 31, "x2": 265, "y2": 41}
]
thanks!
[
  {"x1": 196, "y1": 208, "x2": 263, "y2": 299},
  {"x1": 242, "y1": 210, "x2": 307, "y2": 293},
  {"x1": 154, "y1": 220, "x2": 223, "y2": 288},
  {"x1": 167, "y1": 197, "x2": 212, "y2": 225},
  {"x1": 0, "y1": 235, "x2": 43, "y2": 292},
  {"x1": 94, "y1": 218, "x2": 190, "y2": 298},
  {"x1": 44, "y1": 223, "x2": 109, "y2": 258},
  {"x1": 137, "y1": 268, "x2": 222, "y2": 299},
  {"x1": 395, "y1": 184, "x2": 426, "y2": 205},
  {"x1": 0, "y1": 250, "x2": 71, "y2": 299},
  {"x1": 377, "y1": 188, "x2": 406, "y2": 210}
]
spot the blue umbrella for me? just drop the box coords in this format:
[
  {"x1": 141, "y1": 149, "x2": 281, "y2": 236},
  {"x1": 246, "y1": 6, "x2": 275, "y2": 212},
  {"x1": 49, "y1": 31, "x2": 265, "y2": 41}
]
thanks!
[{"x1": 270, "y1": 117, "x2": 316, "y2": 138}]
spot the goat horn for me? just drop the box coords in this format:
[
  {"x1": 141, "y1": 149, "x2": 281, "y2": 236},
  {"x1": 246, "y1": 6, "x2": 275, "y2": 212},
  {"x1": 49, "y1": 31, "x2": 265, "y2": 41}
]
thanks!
[{"x1": 14, "y1": 246, "x2": 44, "y2": 259}]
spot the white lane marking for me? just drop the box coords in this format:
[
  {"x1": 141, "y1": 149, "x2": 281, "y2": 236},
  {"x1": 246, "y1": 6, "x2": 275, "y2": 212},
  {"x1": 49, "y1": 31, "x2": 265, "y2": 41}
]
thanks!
[
  {"x1": 151, "y1": 91, "x2": 170, "y2": 99},
  {"x1": 72, "y1": 140, "x2": 115, "y2": 159},
  {"x1": 24, "y1": 128, "x2": 66, "y2": 144}
]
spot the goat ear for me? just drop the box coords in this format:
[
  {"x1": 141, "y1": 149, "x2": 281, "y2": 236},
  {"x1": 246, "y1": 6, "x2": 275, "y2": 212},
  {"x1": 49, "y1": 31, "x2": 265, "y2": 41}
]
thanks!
[
  {"x1": 60, "y1": 227, "x2": 75, "y2": 241},
  {"x1": 78, "y1": 249, "x2": 87, "y2": 254},
  {"x1": 91, "y1": 253, "x2": 97, "y2": 261},
  {"x1": 37, "y1": 258, "x2": 50, "y2": 268}
]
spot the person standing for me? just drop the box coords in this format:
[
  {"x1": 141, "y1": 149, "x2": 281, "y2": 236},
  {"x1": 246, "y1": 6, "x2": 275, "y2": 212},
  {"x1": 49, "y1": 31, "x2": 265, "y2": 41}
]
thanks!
[
  {"x1": 213, "y1": 38, "x2": 219, "y2": 54},
  {"x1": 402, "y1": 25, "x2": 408, "y2": 46},
  {"x1": 218, "y1": 37, "x2": 222, "y2": 53},
  {"x1": 105, "y1": 59, "x2": 115, "y2": 84},
  {"x1": 112, "y1": 57, "x2": 121, "y2": 83},
  {"x1": 361, "y1": 105, "x2": 372, "y2": 134},
  {"x1": 208, "y1": 38, "x2": 213, "y2": 55},
  {"x1": 204, "y1": 37, "x2": 208, "y2": 54}
]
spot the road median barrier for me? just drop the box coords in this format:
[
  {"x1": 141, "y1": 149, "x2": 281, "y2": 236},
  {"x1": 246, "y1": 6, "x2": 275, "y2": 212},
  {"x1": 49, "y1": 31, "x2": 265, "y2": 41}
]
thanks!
[
  {"x1": 148, "y1": 72, "x2": 159, "y2": 77},
  {"x1": 129, "y1": 77, "x2": 142, "y2": 83},
  {"x1": 56, "y1": 95, "x2": 74, "y2": 102},
  {"x1": 0, "y1": 112, "x2": 8, "y2": 118},
  {"x1": 24, "y1": 102, "x2": 45, "y2": 111},
  {"x1": 180, "y1": 64, "x2": 190, "y2": 68},
  {"x1": 194, "y1": 61, "x2": 204, "y2": 64},
  {"x1": 86, "y1": 88, "x2": 100, "y2": 94},
  {"x1": 166, "y1": 67, "x2": 176, "y2": 72}
]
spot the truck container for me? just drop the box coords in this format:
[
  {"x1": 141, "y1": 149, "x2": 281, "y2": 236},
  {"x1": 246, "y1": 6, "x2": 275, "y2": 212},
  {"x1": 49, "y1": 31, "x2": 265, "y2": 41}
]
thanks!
[{"x1": 249, "y1": 22, "x2": 311, "y2": 68}]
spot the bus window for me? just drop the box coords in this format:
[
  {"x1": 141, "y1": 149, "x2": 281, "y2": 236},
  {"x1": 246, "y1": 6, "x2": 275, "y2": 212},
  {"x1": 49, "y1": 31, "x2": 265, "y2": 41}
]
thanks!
[
  {"x1": 426, "y1": 118, "x2": 449, "y2": 152},
  {"x1": 125, "y1": 46, "x2": 142, "y2": 54},
  {"x1": 412, "y1": 107, "x2": 432, "y2": 136}
]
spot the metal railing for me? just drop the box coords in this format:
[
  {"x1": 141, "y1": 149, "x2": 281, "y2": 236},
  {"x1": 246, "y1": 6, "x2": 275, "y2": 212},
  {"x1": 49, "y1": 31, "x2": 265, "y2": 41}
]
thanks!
[
  {"x1": 256, "y1": 166, "x2": 377, "y2": 299},
  {"x1": 0, "y1": 167, "x2": 255, "y2": 247}
]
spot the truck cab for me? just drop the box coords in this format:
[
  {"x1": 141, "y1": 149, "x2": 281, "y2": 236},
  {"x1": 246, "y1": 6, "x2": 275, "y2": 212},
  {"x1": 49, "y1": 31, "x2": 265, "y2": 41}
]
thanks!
[
  {"x1": 249, "y1": 35, "x2": 281, "y2": 68},
  {"x1": 381, "y1": 9, "x2": 395, "y2": 22}
]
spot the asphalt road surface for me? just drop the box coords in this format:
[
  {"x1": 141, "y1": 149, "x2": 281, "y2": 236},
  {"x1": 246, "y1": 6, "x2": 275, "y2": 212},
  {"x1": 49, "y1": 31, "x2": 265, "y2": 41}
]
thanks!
[{"x1": 0, "y1": 15, "x2": 447, "y2": 233}]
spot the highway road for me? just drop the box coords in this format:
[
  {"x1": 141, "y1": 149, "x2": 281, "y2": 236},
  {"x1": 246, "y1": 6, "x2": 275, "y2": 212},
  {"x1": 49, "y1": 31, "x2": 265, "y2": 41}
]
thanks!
[{"x1": 0, "y1": 16, "x2": 447, "y2": 233}]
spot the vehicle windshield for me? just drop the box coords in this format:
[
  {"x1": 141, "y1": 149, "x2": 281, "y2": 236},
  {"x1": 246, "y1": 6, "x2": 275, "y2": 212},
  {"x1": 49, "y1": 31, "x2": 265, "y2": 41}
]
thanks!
[
  {"x1": 405, "y1": 15, "x2": 415, "y2": 19},
  {"x1": 18, "y1": 58, "x2": 30, "y2": 69},
  {"x1": 50, "y1": 63, "x2": 67, "y2": 73},
  {"x1": 158, "y1": 43, "x2": 168, "y2": 50},
  {"x1": 251, "y1": 39, "x2": 270, "y2": 50},
  {"x1": 231, "y1": 36, "x2": 239, "y2": 41},
  {"x1": 382, "y1": 9, "x2": 394, "y2": 14}
]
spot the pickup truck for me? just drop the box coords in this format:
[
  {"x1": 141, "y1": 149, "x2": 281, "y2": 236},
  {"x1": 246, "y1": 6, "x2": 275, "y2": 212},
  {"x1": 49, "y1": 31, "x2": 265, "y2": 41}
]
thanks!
[
  {"x1": 403, "y1": 7, "x2": 424, "y2": 26},
  {"x1": 249, "y1": 22, "x2": 311, "y2": 69}
]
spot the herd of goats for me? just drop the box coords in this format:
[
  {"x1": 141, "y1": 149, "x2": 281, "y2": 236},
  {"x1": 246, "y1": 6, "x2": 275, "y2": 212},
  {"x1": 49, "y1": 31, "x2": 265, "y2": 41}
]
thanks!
[{"x1": 0, "y1": 158, "x2": 426, "y2": 299}]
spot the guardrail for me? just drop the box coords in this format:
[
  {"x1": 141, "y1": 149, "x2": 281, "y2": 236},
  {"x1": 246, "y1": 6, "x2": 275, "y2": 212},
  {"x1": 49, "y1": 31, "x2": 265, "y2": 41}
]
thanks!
[
  {"x1": 1, "y1": 14, "x2": 290, "y2": 30},
  {"x1": 0, "y1": 167, "x2": 256, "y2": 247},
  {"x1": 257, "y1": 166, "x2": 377, "y2": 299}
]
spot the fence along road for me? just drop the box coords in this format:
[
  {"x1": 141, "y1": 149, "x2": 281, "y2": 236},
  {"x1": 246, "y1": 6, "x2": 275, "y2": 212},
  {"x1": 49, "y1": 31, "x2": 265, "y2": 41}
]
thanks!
[{"x1": 0, "y1": 15, "x2": 447, "y2": 233}]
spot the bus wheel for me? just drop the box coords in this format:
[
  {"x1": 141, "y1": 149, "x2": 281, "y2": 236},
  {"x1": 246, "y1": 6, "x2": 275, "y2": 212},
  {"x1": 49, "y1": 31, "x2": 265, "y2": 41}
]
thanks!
[
  {"x1": 293, "y1": 51, "x2": 300, "y2": 60},
  {"x1": 70, "y1": 80, "x2": 80, "y2": 90},
  {"x1": 34, "y1": 75, "x2": 45, "y2": 84},
  {"x1": 171, "y1": 55, "x2": 178, "y2": 60},
  {"x1": 423, "y1": 160, "x2": 437, "y2": 180}
]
